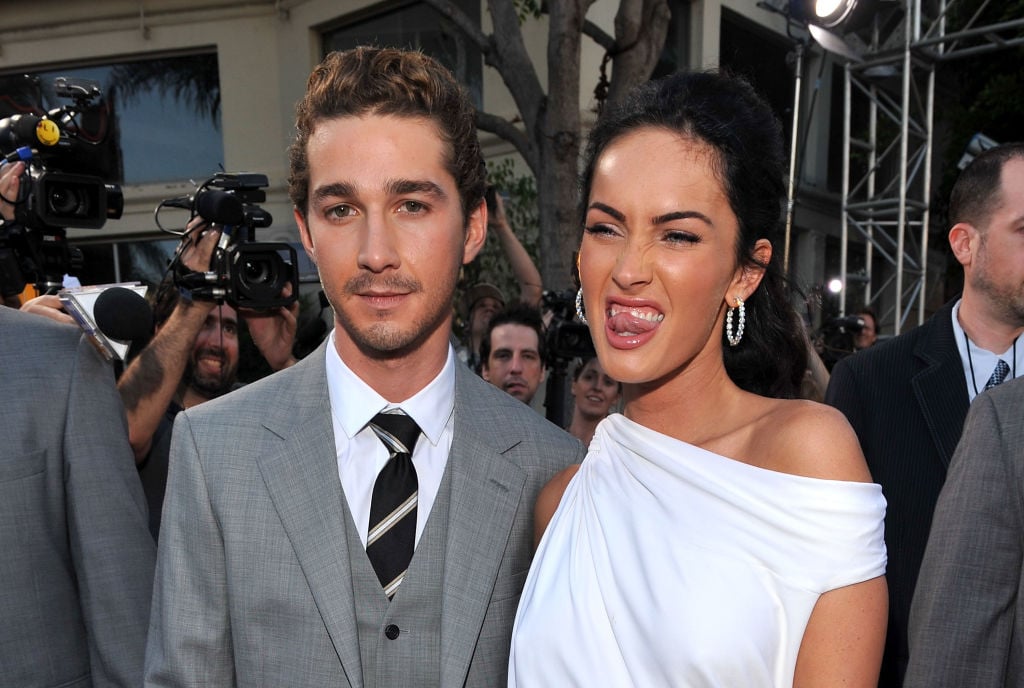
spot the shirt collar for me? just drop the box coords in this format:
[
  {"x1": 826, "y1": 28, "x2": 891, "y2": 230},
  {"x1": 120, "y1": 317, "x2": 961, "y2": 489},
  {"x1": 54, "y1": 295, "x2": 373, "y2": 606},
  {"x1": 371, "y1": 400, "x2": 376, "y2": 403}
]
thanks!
[{"x1": 324, "y1": 329, "x2": 456, "y2": 447}]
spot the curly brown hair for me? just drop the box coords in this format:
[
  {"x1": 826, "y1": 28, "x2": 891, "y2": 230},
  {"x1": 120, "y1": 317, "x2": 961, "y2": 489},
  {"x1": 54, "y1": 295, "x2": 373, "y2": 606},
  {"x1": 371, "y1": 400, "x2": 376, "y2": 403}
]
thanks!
[{"x1": 288, "y1": 46, "x2": 486, "y2": 223}]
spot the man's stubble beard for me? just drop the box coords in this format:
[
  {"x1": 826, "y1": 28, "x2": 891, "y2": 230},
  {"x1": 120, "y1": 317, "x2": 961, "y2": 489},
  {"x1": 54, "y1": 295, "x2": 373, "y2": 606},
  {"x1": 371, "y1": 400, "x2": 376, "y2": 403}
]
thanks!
[
  {"x1": 972, "y1": 236, "x2": 1024, "y2": 328},
  {"x1": 335, "y1": 269, "x2": 459, "y2": 361}
]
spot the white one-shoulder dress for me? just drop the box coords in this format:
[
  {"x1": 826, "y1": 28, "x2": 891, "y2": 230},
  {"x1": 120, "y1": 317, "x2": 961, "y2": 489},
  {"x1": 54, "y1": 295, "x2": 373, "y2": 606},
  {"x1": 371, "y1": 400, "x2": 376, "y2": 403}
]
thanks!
[{"x1": 509, "y1": 413, "x2": 886, "y2": 687}]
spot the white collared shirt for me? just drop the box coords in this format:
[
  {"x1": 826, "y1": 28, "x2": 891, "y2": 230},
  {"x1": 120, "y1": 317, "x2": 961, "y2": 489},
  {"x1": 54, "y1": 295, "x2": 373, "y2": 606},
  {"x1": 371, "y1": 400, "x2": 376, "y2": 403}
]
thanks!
[
  {"x1": 951, "y1": 300, "x2": 1022, "y2": 402},
  {"x1": 324, "y1": 330, "x2": 455, "y2": 547}
]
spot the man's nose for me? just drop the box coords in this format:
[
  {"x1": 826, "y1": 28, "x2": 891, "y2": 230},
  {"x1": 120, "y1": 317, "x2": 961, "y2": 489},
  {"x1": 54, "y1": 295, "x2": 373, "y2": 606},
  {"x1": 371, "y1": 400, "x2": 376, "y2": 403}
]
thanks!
[{"x1": 357, "y1": 216, "x2": 401, "y2": 273}]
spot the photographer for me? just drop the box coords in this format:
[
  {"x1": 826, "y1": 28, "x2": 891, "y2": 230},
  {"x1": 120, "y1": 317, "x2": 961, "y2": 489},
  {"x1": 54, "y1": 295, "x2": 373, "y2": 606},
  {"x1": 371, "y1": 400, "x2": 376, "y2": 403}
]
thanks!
[
  {"x1": 118, "y1": 217, "x2": 298, "y2": 539},
  {"x1": 1, "y1": 159, "x2": 91, "y2": 320},
  {"x1": 457, "y1": 189, "x2": 543, "y2": 372},
  {"x1": 0, "y1": 159, "x2": 29, "y2": 308}
]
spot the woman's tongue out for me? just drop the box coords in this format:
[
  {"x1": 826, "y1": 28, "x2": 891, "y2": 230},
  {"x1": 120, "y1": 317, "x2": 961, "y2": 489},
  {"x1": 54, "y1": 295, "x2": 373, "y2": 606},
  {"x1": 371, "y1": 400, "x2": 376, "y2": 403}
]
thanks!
[{"x1": 607, "y1": 307, "x2": 662, "y2": 338}]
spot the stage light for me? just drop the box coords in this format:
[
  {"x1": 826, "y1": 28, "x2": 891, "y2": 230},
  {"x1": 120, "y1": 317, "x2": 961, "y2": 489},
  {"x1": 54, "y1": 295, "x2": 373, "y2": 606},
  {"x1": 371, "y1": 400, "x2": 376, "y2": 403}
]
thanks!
[
  {"x1": 815, "y1": 0, "x2": 859, "y2": 27},
  {"x1": 790, "y1": 0, "x2": 860, "y2": 29}
]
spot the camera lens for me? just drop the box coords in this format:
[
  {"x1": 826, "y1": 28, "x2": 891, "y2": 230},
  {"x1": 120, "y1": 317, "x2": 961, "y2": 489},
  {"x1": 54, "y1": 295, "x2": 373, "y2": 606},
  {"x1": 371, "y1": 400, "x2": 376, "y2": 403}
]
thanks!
[
  {"x1": 235, "y1": 249, "x2": 289, "y2": 303},
  {"x1": 226, "y1": 242, "x2": 297, "y2": 309},
  {"x1": 243, "y1": 257, "x2": 275, "y2": 286},
  {"x1": 48, "y1": 185, "x2": 88, "y2": 216}
]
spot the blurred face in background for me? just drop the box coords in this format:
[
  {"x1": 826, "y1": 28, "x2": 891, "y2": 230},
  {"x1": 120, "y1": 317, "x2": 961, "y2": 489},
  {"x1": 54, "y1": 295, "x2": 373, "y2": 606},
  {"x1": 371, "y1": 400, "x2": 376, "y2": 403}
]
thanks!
[
  {"x1": 854, "y1": 312, "x2": 877, "y2": 350},
  {"x1": 571, "y1": 357, "x2": 620, "y2": 421},
  {"x1": 470, "y1": 296, "x2": 503, "y2": 340}
]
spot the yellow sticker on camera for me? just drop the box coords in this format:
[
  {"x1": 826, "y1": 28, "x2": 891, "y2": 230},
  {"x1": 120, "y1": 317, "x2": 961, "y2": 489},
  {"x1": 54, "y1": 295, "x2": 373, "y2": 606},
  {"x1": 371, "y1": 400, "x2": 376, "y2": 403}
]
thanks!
[{"x1": 36, "y1": 119, "x2": 60, "y2": 146}]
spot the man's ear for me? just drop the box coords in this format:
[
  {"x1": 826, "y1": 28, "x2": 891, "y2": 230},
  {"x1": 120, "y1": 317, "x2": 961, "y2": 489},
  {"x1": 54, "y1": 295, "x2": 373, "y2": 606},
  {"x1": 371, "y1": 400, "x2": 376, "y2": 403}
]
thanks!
[
  {"x1": 463, "y1": 199, "x2": 488, "y2": 265},
  {"x1": 294, "y1": 208, "x2": 316, "y2": 266},
  {"x1": 480, "y1": 360, "x2": 491, "y2": 382},
  {"x1": 948, "y1": 222, "x2": 977, "y2": 268}
]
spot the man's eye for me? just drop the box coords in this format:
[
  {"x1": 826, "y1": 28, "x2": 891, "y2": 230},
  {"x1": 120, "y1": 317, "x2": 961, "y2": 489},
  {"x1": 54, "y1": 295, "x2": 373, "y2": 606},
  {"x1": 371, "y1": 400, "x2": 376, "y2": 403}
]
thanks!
[
  {"x1": 325, "y1": 205, "x2": 352, "y2": 219},
  {"x1": 400, "y1": 200, "x2": 426, "y2": 213}
]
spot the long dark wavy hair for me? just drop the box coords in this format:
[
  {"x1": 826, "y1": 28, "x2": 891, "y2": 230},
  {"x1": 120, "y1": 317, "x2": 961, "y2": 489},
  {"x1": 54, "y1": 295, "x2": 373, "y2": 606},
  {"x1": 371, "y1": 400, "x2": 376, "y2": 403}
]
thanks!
[{"x1": 579, "y1": 69, "x2": 807, "y2": 398}]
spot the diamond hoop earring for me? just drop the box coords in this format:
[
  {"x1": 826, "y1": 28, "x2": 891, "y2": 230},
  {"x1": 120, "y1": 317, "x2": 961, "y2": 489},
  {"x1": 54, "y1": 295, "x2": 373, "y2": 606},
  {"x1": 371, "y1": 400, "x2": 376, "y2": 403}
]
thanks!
[
  {"x1": 725, "y1": 297, "x2": 745, "y2": 347},
  {"x1": 575, "y1": 288, "x2": 588, "y2": 325}
]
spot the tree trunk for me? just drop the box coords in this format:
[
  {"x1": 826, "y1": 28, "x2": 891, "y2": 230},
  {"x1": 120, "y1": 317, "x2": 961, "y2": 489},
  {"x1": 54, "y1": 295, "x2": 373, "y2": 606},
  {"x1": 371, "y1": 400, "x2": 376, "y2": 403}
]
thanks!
[{"x1": 425, "y1": 0, "x2": 672, "y2": 291}]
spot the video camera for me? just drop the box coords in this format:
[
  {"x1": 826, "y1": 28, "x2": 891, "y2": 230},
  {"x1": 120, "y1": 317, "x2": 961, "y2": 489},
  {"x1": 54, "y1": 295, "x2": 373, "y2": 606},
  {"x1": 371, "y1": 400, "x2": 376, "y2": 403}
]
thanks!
[
  {"x1": 541, "y1": 288, "x2": 595, "y2": 427},
  {"x1": 156, "y1": 172, "x2": 298, "y2": 310},
  {"x1": 542, "y1": 288, "x2": 595, "y2": 366},
  {"x1": 0, "y1": 76, "x2": 124, "y2": 294},
  {"x1": 816, "y1": 314, "x2": 865, "y2": 370}
]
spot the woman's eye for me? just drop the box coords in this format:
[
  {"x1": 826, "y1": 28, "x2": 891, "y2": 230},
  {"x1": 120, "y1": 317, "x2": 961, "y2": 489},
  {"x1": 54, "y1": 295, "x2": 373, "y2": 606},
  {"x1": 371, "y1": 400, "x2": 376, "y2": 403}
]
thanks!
[
  {"x1": 665, "y1": 230, "x2": 700, "y2": 244},
  {"x1": 584, "y1": 223, "x2": 618, "y2": 237}
]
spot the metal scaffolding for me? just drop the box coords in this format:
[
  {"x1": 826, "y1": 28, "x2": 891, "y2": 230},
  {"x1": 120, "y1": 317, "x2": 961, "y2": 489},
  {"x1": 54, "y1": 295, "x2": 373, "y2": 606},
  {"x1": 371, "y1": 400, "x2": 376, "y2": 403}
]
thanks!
[{"x1": 839, "y1": 0, "x2": 1024, "y2": 334}]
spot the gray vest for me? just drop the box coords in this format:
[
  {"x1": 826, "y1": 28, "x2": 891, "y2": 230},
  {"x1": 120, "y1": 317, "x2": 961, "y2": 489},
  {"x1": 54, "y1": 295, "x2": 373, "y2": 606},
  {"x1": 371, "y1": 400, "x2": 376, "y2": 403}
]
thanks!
[{"x1": 344, "y1": 466, "x2": 453, "y2": 688}]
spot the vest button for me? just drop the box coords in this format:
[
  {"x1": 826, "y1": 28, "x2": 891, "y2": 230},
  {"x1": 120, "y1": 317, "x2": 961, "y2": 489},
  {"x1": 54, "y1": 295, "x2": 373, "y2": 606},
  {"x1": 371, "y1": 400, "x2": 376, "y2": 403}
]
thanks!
[{"x1": 384, "y1": 624, "x2": 400, "y2": 640}]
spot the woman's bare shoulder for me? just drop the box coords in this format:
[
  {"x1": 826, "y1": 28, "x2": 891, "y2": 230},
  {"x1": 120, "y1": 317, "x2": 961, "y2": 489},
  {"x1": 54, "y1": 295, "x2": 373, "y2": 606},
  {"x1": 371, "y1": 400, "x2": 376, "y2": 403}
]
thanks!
[
  {"x1": 759, "y1": 399, "x2": 872, "y2": 483},
  {"x1": 533, "y1": 464, "x2": 581, "y2": 547}
]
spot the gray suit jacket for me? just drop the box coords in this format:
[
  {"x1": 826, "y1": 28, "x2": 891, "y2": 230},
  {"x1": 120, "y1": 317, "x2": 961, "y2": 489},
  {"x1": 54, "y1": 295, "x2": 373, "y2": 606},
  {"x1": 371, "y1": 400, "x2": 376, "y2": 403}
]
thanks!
[
  {"x1": 905, "y1": 375, "x2": 1024, "y2": 688},
  {"x1": 0, "y1": 307, "x2": 156, "y2": 687},
  {"x1": 144, "y1": 342, "x2": 582, "y2": 687}
]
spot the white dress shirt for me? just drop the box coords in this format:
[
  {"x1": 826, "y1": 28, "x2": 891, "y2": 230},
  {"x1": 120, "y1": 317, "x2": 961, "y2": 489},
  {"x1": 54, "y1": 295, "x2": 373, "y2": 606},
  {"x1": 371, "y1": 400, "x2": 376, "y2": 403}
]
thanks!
[
  {"x1": 952, "y1": 300, "x2": 1022, "y2": 402},
  {"x1": 324, "y1": 330, "x2": 456, "y2": 547}
]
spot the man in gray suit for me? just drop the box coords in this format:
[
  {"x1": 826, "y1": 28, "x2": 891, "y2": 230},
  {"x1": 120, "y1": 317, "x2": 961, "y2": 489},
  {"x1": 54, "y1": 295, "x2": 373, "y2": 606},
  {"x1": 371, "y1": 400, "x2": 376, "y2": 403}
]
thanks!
[
  {"x1": 0, "y1": 306, "x2": 156, "y2": 687},
  {"x1": 905, "y1": 375, "x2": 1024, "y2": 687},
  {"x1": 144, "y1": 46, "x2": 583, "y2": 686}
]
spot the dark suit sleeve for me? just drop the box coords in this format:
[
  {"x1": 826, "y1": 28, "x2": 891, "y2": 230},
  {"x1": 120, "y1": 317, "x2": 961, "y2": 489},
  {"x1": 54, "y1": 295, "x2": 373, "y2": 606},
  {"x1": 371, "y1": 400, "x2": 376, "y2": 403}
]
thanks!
[
  {"x1": 824, "y1": 356, "x2": 867, "y2": 433},
  {"x1": 144, "y1": 411, "x2": 236, "y2": 687},
  {"x1": 65, "y1": 334, "x2": 157, "y2": 687},
  {"x1": 905, "y1": 391, "x2": 1023, "y2": 687}
]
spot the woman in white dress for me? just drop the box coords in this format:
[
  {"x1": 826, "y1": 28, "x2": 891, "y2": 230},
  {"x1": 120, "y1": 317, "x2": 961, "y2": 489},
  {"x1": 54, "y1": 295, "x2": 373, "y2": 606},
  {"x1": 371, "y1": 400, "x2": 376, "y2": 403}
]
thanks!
[{"x1": 510, "y1": 69, "x2": 887, "y2": 687}]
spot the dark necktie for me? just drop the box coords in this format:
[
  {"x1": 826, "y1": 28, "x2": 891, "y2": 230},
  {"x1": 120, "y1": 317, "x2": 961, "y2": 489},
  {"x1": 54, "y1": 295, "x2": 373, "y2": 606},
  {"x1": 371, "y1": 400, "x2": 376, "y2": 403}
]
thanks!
[
  {"x1": 985, "y1": 359, "x2": 1011, "y2": 390},
  {"x1": 366, "y1": 411, "x2": 421, "y2": 599}
]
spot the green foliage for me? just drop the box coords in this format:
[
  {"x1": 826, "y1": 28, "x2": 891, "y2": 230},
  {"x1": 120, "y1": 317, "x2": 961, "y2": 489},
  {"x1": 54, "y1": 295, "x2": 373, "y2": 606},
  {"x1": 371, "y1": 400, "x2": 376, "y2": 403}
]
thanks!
[
  {"x1": 514, "y1": 0, "x2": 543, "y2": 21},
  {"x1": 455, "y1": 158, "x2": 540, "y2": 336}
]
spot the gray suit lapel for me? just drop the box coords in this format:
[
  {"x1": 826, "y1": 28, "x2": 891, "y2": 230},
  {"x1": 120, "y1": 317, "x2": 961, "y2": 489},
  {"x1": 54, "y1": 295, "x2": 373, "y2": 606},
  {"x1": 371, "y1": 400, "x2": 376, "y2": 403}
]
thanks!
[
  {"x1": 254, "y1": 346, "x2": 364, "y2": 688},
  {"x1": 440, "y1": 367, "x2": 528, "y2": 686}
]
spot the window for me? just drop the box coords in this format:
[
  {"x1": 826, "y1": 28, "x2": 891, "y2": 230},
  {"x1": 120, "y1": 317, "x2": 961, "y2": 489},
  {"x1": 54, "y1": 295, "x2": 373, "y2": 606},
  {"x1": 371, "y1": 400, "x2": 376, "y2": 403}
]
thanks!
[
  {"x1": 0, "y1": 52, "x2": 223, "y2": 185},
  {"x1": 322, "y1": 1, "x2": 483, "y2": 106}
]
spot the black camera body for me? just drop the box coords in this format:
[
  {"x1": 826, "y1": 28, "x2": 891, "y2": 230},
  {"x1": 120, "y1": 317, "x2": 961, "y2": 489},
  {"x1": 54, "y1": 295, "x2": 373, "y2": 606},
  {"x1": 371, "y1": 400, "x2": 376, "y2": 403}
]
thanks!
[
  {"x1": 817, "y1": 314, "x2": 866, "y2": 370},
  {"x1": 162, "y1": 173, "x2": 298, "y2": 310},
  {"x1": 0, "y1": 77, "x2": 123, "y2": 294},
  {"x1": 0, "y1": 77, "x2": 124, "y2": 231},
  {"x1": 542, "y1": 288, "x2": 595, "y2": 365}
]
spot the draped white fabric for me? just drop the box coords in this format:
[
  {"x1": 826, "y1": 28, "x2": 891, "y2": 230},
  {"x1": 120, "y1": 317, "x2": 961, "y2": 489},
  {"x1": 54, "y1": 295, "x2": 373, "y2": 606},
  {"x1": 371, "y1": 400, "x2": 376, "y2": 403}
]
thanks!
[{"x1": 510, "y1": 413, "x2": 886, "y2": 687}]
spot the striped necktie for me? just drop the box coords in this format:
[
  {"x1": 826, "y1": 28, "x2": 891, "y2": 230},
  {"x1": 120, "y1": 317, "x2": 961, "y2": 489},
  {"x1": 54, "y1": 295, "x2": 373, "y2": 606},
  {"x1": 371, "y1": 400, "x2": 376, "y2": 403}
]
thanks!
[
  {"x1": 984, "y1": 359, "x2": 1011, "y2": 390},
  {"x1": 366, "y1": 411, "x2": 421, "y2": 599}
]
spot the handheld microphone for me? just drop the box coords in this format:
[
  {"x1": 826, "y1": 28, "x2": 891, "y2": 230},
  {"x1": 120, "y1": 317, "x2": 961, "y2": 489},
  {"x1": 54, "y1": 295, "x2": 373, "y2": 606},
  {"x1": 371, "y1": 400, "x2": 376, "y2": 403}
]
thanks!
[
  {"x1": 94, "y1": 286, "x2": 154, "y2": 342},
  {"x1": 58, "y1": 283, "x2": 151, "y2": 361}
]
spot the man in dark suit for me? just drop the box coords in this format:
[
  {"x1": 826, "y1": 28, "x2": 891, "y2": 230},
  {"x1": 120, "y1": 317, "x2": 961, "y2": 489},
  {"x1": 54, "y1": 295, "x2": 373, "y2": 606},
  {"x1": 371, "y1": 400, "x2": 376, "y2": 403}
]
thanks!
[
  {"x1": 825, "y1": 142, "x2": 1024, "y2": 686},
  {"x1": 0, "y1": 306, "x2": 156, "y2": 687},
  {"x1": 144, "y1": 47, "x2": 583, "y2": 686},
  {"x1": 905, "y1": 376, "x2": 1024, "y2": 687}
]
